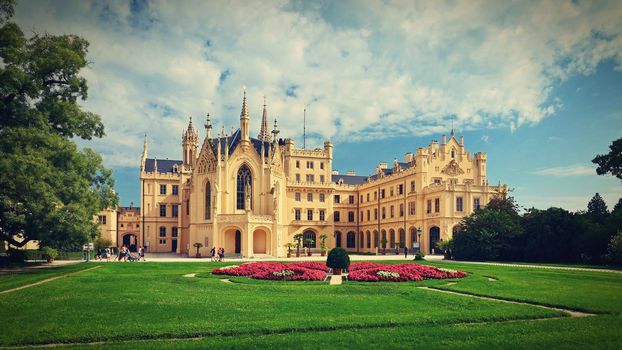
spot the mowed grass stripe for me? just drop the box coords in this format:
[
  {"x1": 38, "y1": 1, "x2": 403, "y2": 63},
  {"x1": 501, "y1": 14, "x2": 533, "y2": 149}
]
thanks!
[
  {"x1": 0, "y1": 266, "x2": 102, "y2": 295},
  {"x1": 0, "y1": 263, "x2": 100, "y2": 292},
  {"x1": 0, "y1": 262, "x2": 563, "y2": 346}
]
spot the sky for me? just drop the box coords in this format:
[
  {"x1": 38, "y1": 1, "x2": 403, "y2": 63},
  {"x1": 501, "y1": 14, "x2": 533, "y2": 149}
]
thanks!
[{"x1": 13, "y1": 0, "x2": 622, "y2": 211}]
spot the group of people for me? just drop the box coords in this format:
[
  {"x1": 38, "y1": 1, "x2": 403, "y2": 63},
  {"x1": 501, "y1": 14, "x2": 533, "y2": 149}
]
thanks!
[
  {"x1": 95, "y1": 246, "x2": 145, "y2": 262},
  {"x1": 209, "y1": 247, "x2": 225, "y2": 262}
]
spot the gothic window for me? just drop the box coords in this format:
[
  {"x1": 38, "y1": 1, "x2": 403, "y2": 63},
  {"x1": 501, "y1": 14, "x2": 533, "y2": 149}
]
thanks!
[
  {"x1": 205, "y1": 182, "x2": 211, "y2": 220},
  {"x1": 303, "y1": 230, "x2": 316, "y2": 248},
  {"x1": 347, "y1": 232, "x2": 356, "y2": 248},
  {"x1": 236, "y1": 164, "x2": 252, "y2": 210}
]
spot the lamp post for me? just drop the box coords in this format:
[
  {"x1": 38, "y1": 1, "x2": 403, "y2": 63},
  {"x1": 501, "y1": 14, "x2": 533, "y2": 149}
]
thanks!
[{"x1": 417, "y1": 226, "x2": 422, "y2": 253}]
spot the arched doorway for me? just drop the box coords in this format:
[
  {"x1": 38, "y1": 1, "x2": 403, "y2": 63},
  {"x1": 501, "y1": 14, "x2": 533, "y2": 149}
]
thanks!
[
  {"x1": 429, "y1": 226, "x2": 441, "y2": 254},
  {"x1": 399, "y1": 228, "x2": 406, "y2": 248},
  {"x1": 335, "y1": 231, "x2": 342, "y2": 248},
  {"x1": 346, "y1": 232, "x2": 356, "y2": 248},
  {"x1": 366, "y1": 231, "x2": 371, "y2": 249},
  {"x1": 381, "y1": 230, "x2": 387, "y2": 248},
  {"x1": 389, "y1": 229, "x2": 395, "y2": 248},
  {"x1": 122, "y1": 234, "x2": 137, "y2": 252},
  {"x1": 225, "y1": 228, "x2": 242, "y2": 255},
  {"x1": 253, "y1": 229, "x2": 268, "y2": 254},
  {"x1": 303, "y1": 230, "x2": 317, "y2": 248}
]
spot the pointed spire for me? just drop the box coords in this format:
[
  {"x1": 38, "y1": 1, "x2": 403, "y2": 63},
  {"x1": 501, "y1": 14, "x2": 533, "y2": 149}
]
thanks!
[
  {"x1": 240, "y1": 87, "x2": 249, "y2": 119},
  {"x1": 141, "y1": 133, "x2": 148, "y2": 171},
  {"x1": 240, "y1": 87, "x2": 250, "y2": 141},
  {"x1": 258, "y1": 95, "x2": 270, "y2": 141},
  {"x1": 205, "y1": 113, "x2": 212, "y2": 139}
]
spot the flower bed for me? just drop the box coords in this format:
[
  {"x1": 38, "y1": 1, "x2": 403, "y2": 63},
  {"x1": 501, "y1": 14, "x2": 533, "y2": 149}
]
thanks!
[
  {"x1": 212, "y1": 261, "x2": 328, "y2": 281},
  {"x1": 347, "y1": 262, "x2": 466, "y2": 282}
]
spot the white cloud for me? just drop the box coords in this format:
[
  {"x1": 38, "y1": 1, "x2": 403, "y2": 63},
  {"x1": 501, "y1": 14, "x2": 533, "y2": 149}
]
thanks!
[
  {"x1": 532, "y1": 165, "x2": 596, "y2": 177},
  {"x1": 11, "y1": 0, "x2": 622, "y2": 167},
  {"x1": 480, "y1": 135, "x2": 489, "y2": 143}
]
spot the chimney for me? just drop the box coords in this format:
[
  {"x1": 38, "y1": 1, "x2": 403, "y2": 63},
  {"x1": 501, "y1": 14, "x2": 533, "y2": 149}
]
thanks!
[{"x1": 346, "y1": 170, "x2": 356, "y2": 176}]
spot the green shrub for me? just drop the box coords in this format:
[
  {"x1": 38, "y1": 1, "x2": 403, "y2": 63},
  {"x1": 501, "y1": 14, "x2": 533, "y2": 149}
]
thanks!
[
  {"x1": 606, "y1": 231, "x2": 622, "y2": 265},
  {"x1": 42, "y1": 247, "x2": 59, "y2": 261},
  {"x1": 414, "y1": 252, "x2": 425, "y2": 260},
  {"x1": 94, "y1": 237, "x2": 113, "y2": 251},
  {"x1": 326, "y1": 247, "x2": 350, "y2": 270}
]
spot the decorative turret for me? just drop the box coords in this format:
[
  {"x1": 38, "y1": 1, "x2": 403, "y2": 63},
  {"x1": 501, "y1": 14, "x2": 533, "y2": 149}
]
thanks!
[
  {"x1": 258, "y1": 96, "x2": 270, "y2": 142},
  {"x1": 182, "y1": 117, "x2": 199, "y2": 166},
  {"x1": 271, "y1": 119, "x2": 279, "y2": 143},
  {"x1": 204, "y1": 113, "x2": 212, "y2": 139},
  {"x1": 140, "y1": 133, "x2": 148, "y2": 171},
  {"x1": 240, "y1": 88, "x2": 250, "y2": 142},
  {"x1": 324, "y1": 140, "x2": 333, "y2": 160}
]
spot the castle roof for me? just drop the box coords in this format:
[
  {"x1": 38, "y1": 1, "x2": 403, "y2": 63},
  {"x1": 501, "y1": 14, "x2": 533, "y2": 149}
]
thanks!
[
  {"x1": 332, "y1": 174, "x2": 369, "y2": 186},
  {"x1": 143, "y1": 158, "x2": 182, "y2": 173}
]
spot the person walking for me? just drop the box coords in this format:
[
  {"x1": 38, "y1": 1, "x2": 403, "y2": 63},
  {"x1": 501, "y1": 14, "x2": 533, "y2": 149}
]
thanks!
[
  {"x1": 403, "y1": 246, "x2": 408, "y2": 259},
  {"x1": 210, "y1": 247, "x2": 216, "y2": 262}
]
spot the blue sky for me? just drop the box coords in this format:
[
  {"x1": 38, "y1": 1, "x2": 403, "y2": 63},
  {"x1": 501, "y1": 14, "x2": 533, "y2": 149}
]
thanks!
[{"x1": 13, "y1": 0, "x2": 622, "y2": 211}]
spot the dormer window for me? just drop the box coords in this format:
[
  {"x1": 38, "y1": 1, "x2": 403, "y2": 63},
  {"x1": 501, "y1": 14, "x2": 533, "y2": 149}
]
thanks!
[{"x1": 173, "y1": 164, "x2": 179, "y2": 173}]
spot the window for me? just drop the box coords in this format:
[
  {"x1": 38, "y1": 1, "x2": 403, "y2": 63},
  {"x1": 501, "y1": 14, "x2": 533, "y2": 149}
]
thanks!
[
  {"x1": 374, "y1": 208, "x2": 378, "y2": 220},
  {"x1": 382, "y1": 207, "x2": 386, "y2": 219},
  {"x1": 295, "y1": 209, "x2": 301, "y2": 220},
  {"x1": 319, "y1": 209, "x2": 325, "y2": 221},
  {"x1": 307, "y1": 193, "x2": 313, "y2": 202},
  {"x1": 380, "y1": 189, "x2": 385, "y2": 199},
  {"x1": 160, "y1": 184, "x2": 166, "y2": 195},
  {"x1": 205, "y1": 182, "x2": 211, "y2": 219},
  {"x1": 98, "y1": 215, "x2": 106, "y2": 224},
  {"x1": 360, "y1": 210, "x2": 363, "y2": 221},
  {"x1": 374, "y1": 231, "x2": 379, "y2": 247},
  {"x1": 474, "y1": 198, "x2": 481, "y2": 210},
  {"x1": 306, "y1": 174, "x2": 314, "y2": 182},
  {"x1": 456, "y1": 197, "x2": 463, "y2": 212},
  {"x1": 160, "y1": 204, "x2": 166, "y2": 217},
  {"x1": 295, "y1": 174, "x2": 300, "y2": 182},
  {"x1": 319, "y1": 193, "x2": 325, "y2": 202},
  {"x1": 320, "y1": 162, "x2": 324, "y2": 169},
  {"x1": 172, "y1": 204, "x2": 179, "y2": 217},
  {"x1": 367, "y1": 210, "x2": 370, "y2": 221},
  {"x1": 159, "y1": 226, "x2": 166, "y2": 237},
  {"x1": 435, "y1": 198, "x2": 440, "y2": 213},
  {"x1": 366, "y1": 193, "x2": 370, "y2": 202},
  {"x1": 334, "y1": 195, "x2": 341, "y2": 203},
  {"x1": 295, "y1": 160, "x2": 300, "y2": 168},
  {"x1": 390, "y1": 187, "x2": 394, "y2": 197},
  {"x1": 374, "y1": 191, "x2": 377, "y2": 200},
  {"x1": 399, "y1": 204, "x2": 404, "y2": 217},
  {"x1": 434, "y1": 178, "x2": 441, "y2": 185},
  {"x1": 348, "y1": 211, "x2": 355, "y2": 222},
  {"x1": 347, "y1": 232, "x2": 356, "y2": 248},
  {"x1": 295, "y1": 192, "x2": 301, "y2": 201},
  {"x1": 409, "y1": 201, "x2": 416, "y2": 215},
  {"x1": 159, "y1": 239, "x2": 166, "y2": 245},
  {"x1": 320, "y1": 175, "x2": 325, "y2": 183},
  {"x1": 349, "y1": 195, "x2": 355, "y2": 204},
  {"x1": 303, "y1": 231, "x2": 316, "y2": 248},
  {"x1": 172, "y1": 227, "x2": 178, "y2": 237},
  {"x1": 334, "y1": 211, "x2": 341, "y2": 222},
  {"x1": 172, "y1": 185, "x2": 179, "y2": 195},
  {"x1": 398, "y1": 184, "x2": 403, "y2": 195},
  {"x1": 307, "y1": 209, "x2": 313, "y2": 221},
  {"x1": 410, "y1": 180, "x2": 415, "y2": 192},
  {"x1": 236, "y1": 164, "x2": 253, "y2": 210},
  {"x1": 360, "y1": 195, "x2": 363, "y2": 203},
  {"x1": 186, "y1": 199, "x2": 190, "y2": 215},
  {"x1": 451, "y1": 149, "x2": 455, "y2": 158},
  {"x1": 120, "y1": 224, "x2": 124, "y2": 228},
  {"x1": 306, "y1": 161, "x2": 314, "y2": 169},
  {"x1": 390, "y1": 205, "x2": 394, "y2": 218},
  {"x1": 367, "y1": 232, "x2": 371, "y2": 248},
  {"x1": 427, "y1": 200, "x2": 432, "y2": 214}
]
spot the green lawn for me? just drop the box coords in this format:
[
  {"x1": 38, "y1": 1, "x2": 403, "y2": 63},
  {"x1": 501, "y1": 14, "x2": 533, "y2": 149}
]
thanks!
[
  {"x1": 0, "y1": 262, "x2": 96, "y2": 292},
  {"x1": 0, "y1": 260, "x2": 620, "y2": 349}
]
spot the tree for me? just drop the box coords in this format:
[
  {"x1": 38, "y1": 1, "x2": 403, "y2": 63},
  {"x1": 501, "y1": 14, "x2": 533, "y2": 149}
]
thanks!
[
  {"x1": 587, "y1": 193, "x2": 608, "y2": 221},
  {"x1": 605, "y1": 231, "x2": 622, "y2": 265},
  {"x1": 613, "y1": 198, "x2": 622, "y2": 213},
  {"x1": 0, "y1": 0, "x2": 117, "y2": 249},
  {"x1": 521, "y1": 208, "x2": 584, "y2": 263},
  {"x1": 592, "y1": 137, "x2": 622, "y2": 180}
]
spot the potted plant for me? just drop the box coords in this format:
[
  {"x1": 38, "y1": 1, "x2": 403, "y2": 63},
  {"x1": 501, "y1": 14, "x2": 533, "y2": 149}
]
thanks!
[
  {"x1": 193, "y1": 242, "x2": 203, "y2": 258},
  {"x1": 381, "y1": 237, "x2": 388, "y2": 255},
  {"x1": 319, "y1": 234, "x2": 328, "y2": 256},
  {"x1": 305, "y1": 238, "x2": 314, "y2": 256},
  {"x1": 326, "y1": 247, "x2": 350, "y2": 275},
  {"x1": 293, "y1": 233, "x2": 303, "y2": 257},
  {"x1": 42, "y1": 247, "x2": 58, "y2": 263},
  {"x1": 285, "y1": 242, "x2": 295, "y2": 258}
]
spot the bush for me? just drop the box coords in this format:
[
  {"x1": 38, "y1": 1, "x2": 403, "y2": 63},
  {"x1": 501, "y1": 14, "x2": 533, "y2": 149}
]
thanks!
[
  {"x1": 94, "y1": 237, "x2": 113, "y2": 251},
  {"x1": 7, "y1": 248, "x2": 26, "y2": 262},
  {"x1": 326, "y1": 247, "x2": 350, "y2": 270},
  {"x1": 42, "y1": 247, "x2": 58, "y2": 262},
  {"x1": 414, "y1": 252, "x2": 425, "y2": 260},
  {"x1": 605, "y1": 231, "x2": 622, "y2": 265}
]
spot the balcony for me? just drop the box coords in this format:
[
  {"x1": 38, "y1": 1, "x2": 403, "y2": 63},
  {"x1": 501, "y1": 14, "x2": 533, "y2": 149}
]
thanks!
[{"x1": 291, "y1": 220, "x2": 330, "y2": 226}]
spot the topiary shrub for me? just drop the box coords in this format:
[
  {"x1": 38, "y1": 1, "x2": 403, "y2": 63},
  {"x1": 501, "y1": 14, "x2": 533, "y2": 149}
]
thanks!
[
  {"x1": 326, "y1": 247, "x2": 350, "y2": 274},
  {"x1": 413, "y1": 252, "x2": 425, "y2": 260}
]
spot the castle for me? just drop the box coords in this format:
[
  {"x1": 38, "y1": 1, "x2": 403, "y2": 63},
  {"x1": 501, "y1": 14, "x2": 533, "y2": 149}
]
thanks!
[{"x1": 133, "y1": 90, "x2": 507, "y2": 257}]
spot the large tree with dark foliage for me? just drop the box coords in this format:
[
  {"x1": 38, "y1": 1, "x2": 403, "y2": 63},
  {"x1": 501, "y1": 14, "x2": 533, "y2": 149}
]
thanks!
[
  {"x1": 0, "y1": 0, "x2": 117, "y2": 250},
  {"x1": 521, "y1": 208, "x2": 584, "y2": 263},
  {"x1": 593, "y1": 137, "x2": 622, "y2": 180}
]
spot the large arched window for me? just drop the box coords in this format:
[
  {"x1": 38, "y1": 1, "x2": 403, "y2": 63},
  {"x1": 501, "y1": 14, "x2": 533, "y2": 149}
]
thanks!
[
  {"x1": 205, "y1": 181, "x2": 211, "y2": 220},
  {"x1": 389, "y1": 229, "x2": 395, "y2": 247},
  {"x1": 399, "y1": 228, "x2": 406, "y2": 248},
  {"x1": 347, "y1": 232, "x2": 356, "y2": 248},
  {"x1": 236, "y1": 164, "x2": 252, "y2": 210},
  {"x1": 335, "y1": 231, "x2": 342, "y2": 248},
  {"x1": 303, "y1": 230, "x2": 316, "y2": 248},
  {"x1": 374, "y1": 231, "x2": 379, "y2": 248},
  {"x1": 366, "y1": 231, "x2": 371, "y2": 248}
]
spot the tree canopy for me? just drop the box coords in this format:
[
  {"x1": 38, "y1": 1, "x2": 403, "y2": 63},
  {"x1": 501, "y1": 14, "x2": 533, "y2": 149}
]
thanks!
[
  {"x1": 593, "y1": 137, "x2": 622, "y2": 181},
  {"x1": 0, "y1": 0, "x2": 117, "y2": 249}
]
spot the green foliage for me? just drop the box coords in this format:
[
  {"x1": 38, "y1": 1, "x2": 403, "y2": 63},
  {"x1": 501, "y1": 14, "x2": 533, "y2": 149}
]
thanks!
[
  {"x1": 592, "y1": 137, "x2": 622, "y2": 180},
  {"x1": 587, "y1": 193, "x2": 609, "y2": 221},
  {"x1": 437, "y1": 239, "x2": 453, "y2": 251},
  {"x1": 414, "y1": 252, "x2": 425, "y2": 260},
  {"x1": 319, "y1": 234, "x2": 328, "y2": 252},
  {"x1": 605, "y1": 231, "x2": 622, "y2": 265},
  {"x1": 452, "y1": 196, "x2": 522, "y2": 261},
  {"x1": 521, "y1": 208, "x2": 584, "y2": 263},
  {"x1": 284, "y1": 242, "x2": 295, "y2": 254},
  {"x1": 94, "y1": 237, "x2": 113, "y2": 251},
  {"x1": 613, "y1": 198, "x2": 622, "y2": 213},
  {"x1": 0, "y1": 1, "x2": 117, "y2": 249},
  {"x1": 326, "y1": 247, "x2": 350, "y2": 269},
  {"x1": 41, "y1": 246, "x2": 58, "y2": 261}
]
